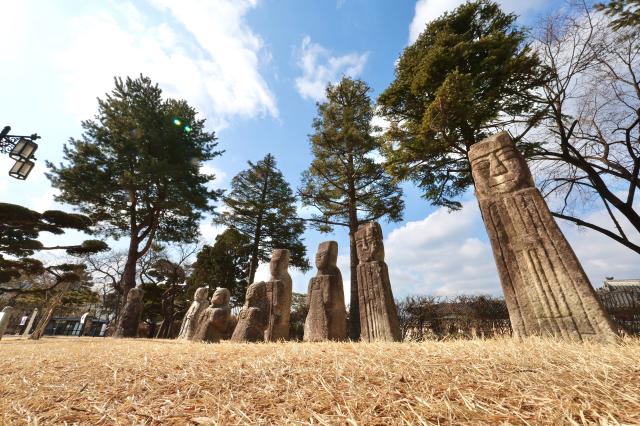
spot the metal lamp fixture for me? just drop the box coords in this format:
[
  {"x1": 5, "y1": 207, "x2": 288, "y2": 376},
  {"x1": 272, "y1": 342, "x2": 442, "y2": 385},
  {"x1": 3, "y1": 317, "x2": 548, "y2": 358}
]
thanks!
[
  {"x1": 9, "y1": 159, "x2": 35, "y2": 180},
  {"x1": 9, "y1": 137, "x2": 38, "y2": 161},
  {"x1": 0, "y1": 125, "x2": 41, "y2": 180}
]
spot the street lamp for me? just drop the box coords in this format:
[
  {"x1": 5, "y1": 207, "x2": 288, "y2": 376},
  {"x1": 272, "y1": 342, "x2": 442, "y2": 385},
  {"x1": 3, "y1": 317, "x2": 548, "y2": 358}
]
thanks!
[{"x1": 0, "y1": 126, "x2": 41, "y2": 180}]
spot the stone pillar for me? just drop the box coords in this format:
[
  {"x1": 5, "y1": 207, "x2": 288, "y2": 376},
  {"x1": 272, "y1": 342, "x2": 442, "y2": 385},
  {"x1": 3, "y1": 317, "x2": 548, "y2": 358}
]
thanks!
[
  {"x1": 469, "y1": 132, "x2": 619, "y2": 343},
  {"x1": 177, "y1": 287, "x2": 209, "y2": 340},
  {"x1": 231, "y1": 281, "x2": 269, "y2": 342},
  {"x1": 22, "y1": 308, "x2": 38, "y2": 337},
  {"x1": 264, "y1": 249, "x2": 293, "y2": 341},
  {"x1": 114, "y1": 287, "x2": 144, "y2": 338},
  {"x1": 82, "y1": 314, "x2": 94, "y2": 336},
  {"x1": 192, "y1": 287, "x2": 231, "y2": 343},
  {"x1": 355, "y1": 222, "x2": 402, "y2": 342},
  {"x1": 0, "y1": 307, "x2": 15, "y2": 340},
  {"x1": 304, "y1": 241, "x2": 347, "y2": 342}
]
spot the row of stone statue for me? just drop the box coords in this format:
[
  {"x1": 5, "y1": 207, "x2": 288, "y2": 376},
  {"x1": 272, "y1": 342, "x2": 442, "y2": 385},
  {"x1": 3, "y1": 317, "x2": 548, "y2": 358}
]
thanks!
[
  {"x1": 119, "y1": 133, "x2": 620, "y2": 344},
  {"x1": 168, "y1": 220, "x2": 403, "y2": 343}
]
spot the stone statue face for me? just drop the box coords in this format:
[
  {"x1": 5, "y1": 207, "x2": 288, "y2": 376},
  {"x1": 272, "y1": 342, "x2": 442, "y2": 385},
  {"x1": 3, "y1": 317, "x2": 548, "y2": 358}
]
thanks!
[
  {"x1": 355, "y1": 222, "x2": 384, "y2": 263},
  {"x1": 211, "y1": 287, "x2": 230, "y2": 307},
  {"x1": 246, "y1": 281, "x2": 266, "y2": 307},
  {"x1": 127, "y1": 287, "x2": 144, "y2": 302},
  {"x1": 469, "y1": 132, "x2": 534, "y2": 198},
  {"x1": 269, "y1": 249, "x2": 290, "y2": 277},
  {"x1": 315, "y1": 241, "x2": 338, "y2": 270},
  {"x1": 194, "y1": 287, "x2": 209, "y2": 302}
]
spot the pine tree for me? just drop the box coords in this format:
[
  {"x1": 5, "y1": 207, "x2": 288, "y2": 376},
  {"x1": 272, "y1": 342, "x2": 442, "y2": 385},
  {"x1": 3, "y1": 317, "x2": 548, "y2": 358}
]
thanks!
[
  {"x1": 377, "y1": 0, "x2": 544, "y2": 210},
  {"x1": 595, "y1": 0, "x2": 640, "y2": 29},
  {"x1": 188, "y1": 228, "x2": 251, "y2": 306},
  {"x1": 215, "y1": 154, "x2": 310, "y2": 285},
  {"x1": 0, "y1": 202, "x2": 108, "y2": 294},
  {"x1": 47, "y1": 75, "x2": 223, "y2": 337},
  {"x1": 299, "y1": 76, "x2": 404, "y2": 340}
]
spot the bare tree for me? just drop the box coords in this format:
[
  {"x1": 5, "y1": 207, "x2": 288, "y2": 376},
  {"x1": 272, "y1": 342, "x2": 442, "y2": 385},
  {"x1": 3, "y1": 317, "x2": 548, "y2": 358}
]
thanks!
[{"x1": 528, "y1": 2, "x2": 640, "y2": 254}]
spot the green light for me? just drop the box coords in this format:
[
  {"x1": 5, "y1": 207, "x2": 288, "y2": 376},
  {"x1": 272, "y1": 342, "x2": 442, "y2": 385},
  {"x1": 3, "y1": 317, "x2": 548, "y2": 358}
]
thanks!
[
  {"x1": 184, "y1": 125, "x2": 192, "y2": 133},
  {"x1": 173, "y1": 118, "x2": 182, "y2": 126}
]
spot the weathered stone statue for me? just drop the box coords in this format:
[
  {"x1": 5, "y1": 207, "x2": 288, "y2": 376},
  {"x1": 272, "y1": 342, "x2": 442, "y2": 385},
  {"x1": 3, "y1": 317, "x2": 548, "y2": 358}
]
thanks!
[
  {"x1": 177, "y1": 286, "x2": 209, "y2": 340},
  {"x1": 22, "y1": 308, "x2": 38, "y2": 337},
  {"x1": 469, "y1": 132, "x2": 619, "y2": 343},
  {"x1": 231, "y1": 281, "x2": 269, "y2": 342},
  {"x1": 192, "y1": 287, "x2": 231, "y2": 343},
  {"x1": 264, "y1": 249, "x2": 293, "y2": 341},
  {"x1": 304, "y1": 241, "x2": 347, "y2": 342},
  {"x1": 0, "y1": 307, "x2": 15, "y2": 340},
  {"x1": 355, "y1": 222, "x2": 402, "y2": 342},
  {"x1": 114, "y1": 287, "x2": 144, "y2": 338},
  {"x1": 81, "y1": 312, "x2": 94, "y2": 336}
]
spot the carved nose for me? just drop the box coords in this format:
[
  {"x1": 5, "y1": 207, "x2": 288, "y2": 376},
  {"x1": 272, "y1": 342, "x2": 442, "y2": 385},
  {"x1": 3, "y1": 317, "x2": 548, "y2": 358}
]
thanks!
[{"x1": 490, "y1": 155, "x2": 507, "y2": 176}]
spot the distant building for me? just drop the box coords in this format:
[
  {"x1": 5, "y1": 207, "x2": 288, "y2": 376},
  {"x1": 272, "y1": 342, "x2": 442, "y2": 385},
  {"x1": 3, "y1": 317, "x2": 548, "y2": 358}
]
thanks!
[
  {"x1": 596, "y1": 279, "x2": 640, "y2": 334},
  {"x1": 44, "y1": 316, "x2": 107, "y2": 337}
]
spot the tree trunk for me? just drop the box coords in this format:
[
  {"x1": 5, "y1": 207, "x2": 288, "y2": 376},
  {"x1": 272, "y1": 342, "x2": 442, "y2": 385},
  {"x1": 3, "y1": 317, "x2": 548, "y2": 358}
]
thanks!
[
  {"x1": 247, "y1": 221, "x2": 262, "y2": 285},
  {"x1": 346, "y1": 151, "x2": 360, "y2": 340},
  {"x1": 156, "y1": 288, "x2": 175, "y2": 339},
  {"x1": 30, "y1": 282, "x2": 71, "y2": 340},
  {"x1": 114, "y1": 237, "x2": 139, "y2": 338},
  {"x1": 348, "y1": 228, "x2": 360, "y2": 340},
  {"x1": 247, "y1": 161, "x2": 271, "y2": 285}
]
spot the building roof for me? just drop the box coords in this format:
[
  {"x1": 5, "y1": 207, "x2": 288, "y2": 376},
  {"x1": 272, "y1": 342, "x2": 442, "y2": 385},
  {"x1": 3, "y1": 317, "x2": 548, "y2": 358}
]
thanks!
[
  {"x1": 601, "y1": 279, "x2": 640, "y2": 293},
  {"x1": 597, "y1": 291, "x2": 640, "y2": 311}
]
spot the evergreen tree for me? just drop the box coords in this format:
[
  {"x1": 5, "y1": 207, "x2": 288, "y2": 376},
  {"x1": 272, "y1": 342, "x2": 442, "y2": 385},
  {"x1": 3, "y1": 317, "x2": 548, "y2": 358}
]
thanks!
[
  {"x1": 47, "y1": 75, "x2": 223, "y2": 336},
  {"x1": 299, "y1": 76, "x2": 404, "y2": 340},
  {"x1": 215, "y1": 154, "x2": 310, "y2": 285},
  {"x1": 188, "y1": 228, "x2": 251, "y2": 306},
  {"x1": 595, "y1": 0, "x2": 640, "y2": 29},
  {"x1": 377, "y1": 0, "x2": 544, "y2": 210},
  {"x1": 0, "y1": 202, "x2": 107, "y2": 293}
]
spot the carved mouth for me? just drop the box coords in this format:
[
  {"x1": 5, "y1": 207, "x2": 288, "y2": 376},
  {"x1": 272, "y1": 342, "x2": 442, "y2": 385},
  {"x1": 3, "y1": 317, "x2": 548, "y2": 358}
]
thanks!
[{"x1": 489, "y1": 174, "x2": 514, "y2": 187}]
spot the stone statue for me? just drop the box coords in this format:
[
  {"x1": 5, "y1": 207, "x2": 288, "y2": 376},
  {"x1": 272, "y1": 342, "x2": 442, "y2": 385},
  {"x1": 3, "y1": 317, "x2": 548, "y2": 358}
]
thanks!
[
  {"x1": 0, "y1": 307, "x2": 15, "y2": 340},
  {"x1": 469, "y1": 132, "x2": 619, "y2": 343},
  {"x1": 22, "y1": 308, "x2": 38, "y2": 337},
  {"x1": 192, "y1": 287, "x2": 232, "y2": 343},
  {"x1": 304, "y1": 241, "x2": 347, "y2": 342},
  {"x1": 355, "y1": 222, "x2": 402, "y2": 342},
  {"x1": 177, "y1": 286, "x2": 209, "y2": 340},
  {"x1": 81, "y1": 313, "x2": 94, "y2": 336},
  {"x1": 114, "y1": 287, "x2": 144, "y2": 338},
  {"x1": 264, "y1": 249, "x2": 293, "y2": 341},
  {"x1": 231, "y1": 281, "x2": 269, "y2": 342}
]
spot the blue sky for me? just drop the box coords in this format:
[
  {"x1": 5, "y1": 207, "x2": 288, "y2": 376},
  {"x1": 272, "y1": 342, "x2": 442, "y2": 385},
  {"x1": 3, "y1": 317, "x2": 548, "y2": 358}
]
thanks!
[{"x1": 1, "y1": 0, "x2": 638, "y2": 302}]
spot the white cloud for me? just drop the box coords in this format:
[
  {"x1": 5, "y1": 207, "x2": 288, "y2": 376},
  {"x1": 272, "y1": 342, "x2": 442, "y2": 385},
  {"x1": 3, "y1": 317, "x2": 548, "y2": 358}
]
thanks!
[
  {"x1": 408, "y1": 0, "x2": 551, "y2": 43},
  {"x1": 383, "y1": 198, "x2": 640, "y2": 300},
  {"x1": 385, "y1": 201, "x2": 499, "y2": 298},
  {"x1": 50, "y1": 0, "x2": 277, "y2": 129},
  {"x1": 200, "y1": 163, "x2": 227, "y2": 186},
  {"x1": 199, "y1": 222, "x2": 225, "y2": 245},
  {"x1": 294, "y1": 36, "x2": 369, "y2": 101}
]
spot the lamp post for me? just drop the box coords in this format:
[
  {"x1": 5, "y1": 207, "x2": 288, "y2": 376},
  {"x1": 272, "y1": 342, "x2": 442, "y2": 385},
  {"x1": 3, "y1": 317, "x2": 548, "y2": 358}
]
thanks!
[{"x1": 0, "y1": 126, "x2": 41, "y2": 180}]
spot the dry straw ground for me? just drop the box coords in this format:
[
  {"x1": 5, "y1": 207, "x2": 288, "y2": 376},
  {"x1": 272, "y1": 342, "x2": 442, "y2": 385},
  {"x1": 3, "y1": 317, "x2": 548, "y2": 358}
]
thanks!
[{"x1": 0, "y1": 336, "x2": 638, "y2": 425}]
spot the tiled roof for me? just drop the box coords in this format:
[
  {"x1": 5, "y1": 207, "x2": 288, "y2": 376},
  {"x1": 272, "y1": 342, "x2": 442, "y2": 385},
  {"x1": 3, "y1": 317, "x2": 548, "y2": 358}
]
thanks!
[{"x1": 602, "y1": 280, "x2": 640, "y2": 292}]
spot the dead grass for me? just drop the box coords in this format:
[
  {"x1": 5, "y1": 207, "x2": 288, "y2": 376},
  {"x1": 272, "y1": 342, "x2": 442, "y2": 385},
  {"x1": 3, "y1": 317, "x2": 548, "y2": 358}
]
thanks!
[{"x1": 0, "y1": 336, "x2": 639, "y2": 425}]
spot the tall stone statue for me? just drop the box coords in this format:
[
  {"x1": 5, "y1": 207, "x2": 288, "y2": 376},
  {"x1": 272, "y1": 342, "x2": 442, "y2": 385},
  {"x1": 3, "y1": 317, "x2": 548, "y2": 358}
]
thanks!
[
  {"x1": 264, "y1": 249, "x2": 293, "y2": 341},
  {"x1": 469, "y1": 132, "x2": 619, "y2": 343},
  {"x1": 231, "y1": 281, "x2": 269, "y2": 342},
  {"x1": 193, "y1": 287, "x2": 232, "y2": 343},
  {"x1": 177, "y1": 286, "x2": 209, "y2": 340},
  {"x1": 22, "y1": 308, "x2": 38, "y2": 337},
  {"x1": 0, "y1": 307, "x2": 15, "y2": 340},
  {"x1": 304, "y1": 241, "x2": 347, "y2": 342},
  {"x1": 355, "y1": 222, "x2": 402, "y2": 342},
  {"x1": 114, "y1": 287, "x2": 144, "y2": 338}
]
